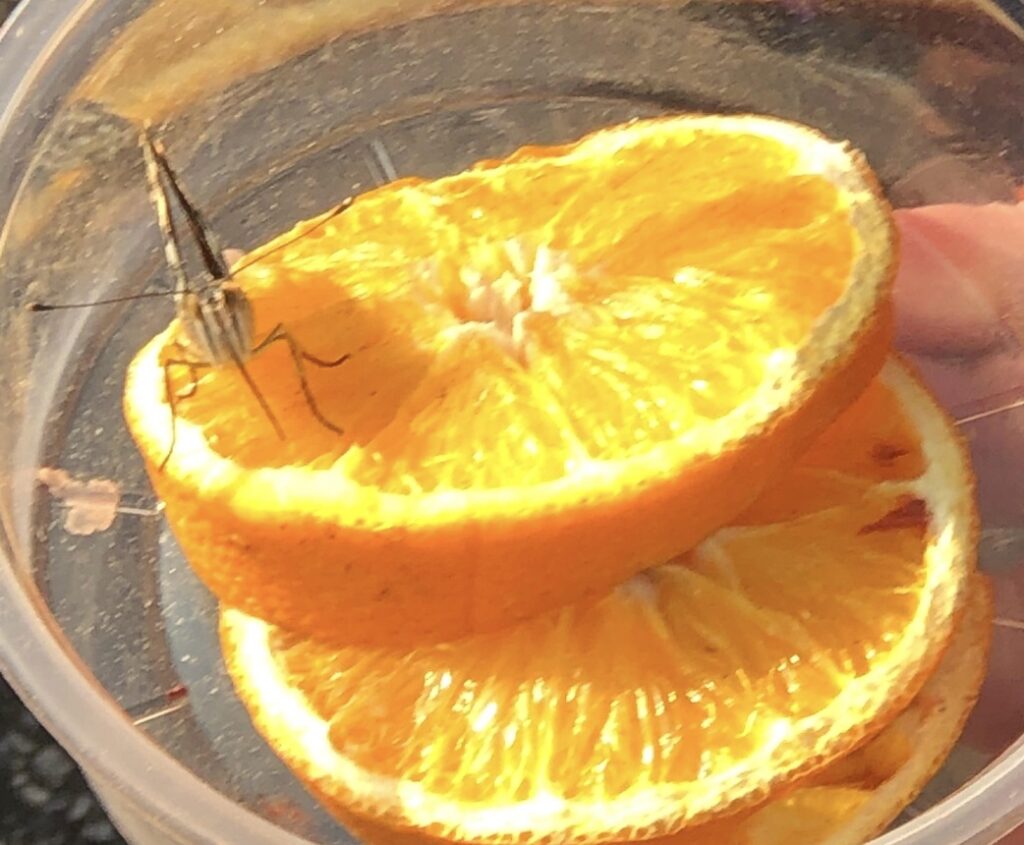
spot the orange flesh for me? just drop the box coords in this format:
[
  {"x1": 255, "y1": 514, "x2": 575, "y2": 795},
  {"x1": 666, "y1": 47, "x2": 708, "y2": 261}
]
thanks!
[
  {"x1": 170, "y1": 129, "x2": 854, "y2": 490},
  {"x1": 227, "y1": 576, "x2": 991, "y2": 845}
]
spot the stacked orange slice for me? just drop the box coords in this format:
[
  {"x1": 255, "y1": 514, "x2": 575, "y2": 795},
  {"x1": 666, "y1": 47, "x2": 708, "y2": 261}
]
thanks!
[
  {"x1": 124, "y1": 114, "x2": 894, "y2": 647},
  {"x1": 217, "y1": 361, "x2": 979, "y2": 843},
  {"x1": 123, "y1": 114, "x2": 985, "y2": 844},
  {"x1": 242, "y1": 577, "x2": 990, "y2": 845}
]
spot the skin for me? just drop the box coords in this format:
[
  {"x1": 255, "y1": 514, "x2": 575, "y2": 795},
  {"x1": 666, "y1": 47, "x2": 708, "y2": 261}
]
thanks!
[
  {"x1": 893, "y1": 202, "x2": 1024, "y2": 527},
  {"x1": 895, "y1": 201, "x2": 1024, "y2": 845}
]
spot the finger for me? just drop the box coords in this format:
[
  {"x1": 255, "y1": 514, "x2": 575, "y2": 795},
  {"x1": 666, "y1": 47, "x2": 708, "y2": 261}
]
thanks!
[{"x1": 893, "y1": 202, "x2": 1024, "y2": 358}]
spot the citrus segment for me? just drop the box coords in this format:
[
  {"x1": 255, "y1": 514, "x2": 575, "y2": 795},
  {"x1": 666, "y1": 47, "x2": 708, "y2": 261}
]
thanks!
[
  {"x1": 219, "y1": 359, "x2": 975, "y2": 842},
  {"x1": 126, "y1": 115, "x2": 894, "y2": 646}
]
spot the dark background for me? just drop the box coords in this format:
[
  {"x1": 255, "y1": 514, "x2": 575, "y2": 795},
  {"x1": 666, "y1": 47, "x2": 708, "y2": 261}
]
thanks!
[{"x1": 0, "y1": 674, "x2": 124, "y2": 845}]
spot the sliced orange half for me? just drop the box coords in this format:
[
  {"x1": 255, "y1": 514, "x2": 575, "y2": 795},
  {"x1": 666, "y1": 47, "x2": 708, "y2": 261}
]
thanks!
[
  {"x1": 219, "y1": 359, "x2": 975, "y2": 842},
  {"x1": 318, "y1": 576, "x2": 993, "y2": 845},
  {"x1": 126, "y1": 114, "x2": 895, "y2": 646}
]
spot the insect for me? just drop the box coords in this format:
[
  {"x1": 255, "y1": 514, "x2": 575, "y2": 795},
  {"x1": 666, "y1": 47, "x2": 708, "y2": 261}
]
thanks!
[{"x1": 32, "y1": 128, "x2": 355, "y2": 469}]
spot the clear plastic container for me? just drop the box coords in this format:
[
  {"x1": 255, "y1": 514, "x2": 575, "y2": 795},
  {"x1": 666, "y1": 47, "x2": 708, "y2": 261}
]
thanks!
[{"x1": 1, "y1": 0, "x2": 1023, "y2": 843}]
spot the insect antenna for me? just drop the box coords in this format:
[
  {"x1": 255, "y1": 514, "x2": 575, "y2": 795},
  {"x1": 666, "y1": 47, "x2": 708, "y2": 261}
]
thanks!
[
  {"x1": 26, "y1": 199, "x2": 355, "y2": 312},
  {"x1": 27, "y1": 289, "x2": 181, "y2": 312},
  {"x1": 227, "y1": 196, "x2": 354, "y2": 276}
]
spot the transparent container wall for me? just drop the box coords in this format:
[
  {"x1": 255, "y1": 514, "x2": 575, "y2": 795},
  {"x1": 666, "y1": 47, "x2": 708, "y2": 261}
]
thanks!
[{"x1": 1, "y1": 0, "x2": 1024, "y2": 843}]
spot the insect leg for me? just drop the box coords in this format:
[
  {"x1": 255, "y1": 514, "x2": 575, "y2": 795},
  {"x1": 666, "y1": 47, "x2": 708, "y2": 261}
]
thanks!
[
  {"x1": 253, "y1": 324, "x2": 352, "y2": 368},
  {"x1": 300, "y1": 348, "x2": 352, "y2": 369},
  {"x1": 166, "y1": 341, "x2": 204, "y2": 400},
  {"x1": 233, "y1": 357, "x2": 287, "y2": 440},
  {"x1": 160, "y1": 354, "x2": 214, "y2": 469},
  {"x1": 160, "y1": 359, "x2": 183, "y2": 471},
  {"x1": 253, "y1": 324, "x2": 346, "y2": 434}
]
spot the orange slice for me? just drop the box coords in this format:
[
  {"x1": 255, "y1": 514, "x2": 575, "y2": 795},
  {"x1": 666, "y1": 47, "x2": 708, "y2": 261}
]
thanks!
[
  {"x1": 774, "y1": 577, "x2": 992, "y2": 845},
  {"x1": 716, "y1": 575, "x2": 990, "y2": 845},
  {"x1": 125, "y1": 114, "x2": 895, "y2": 647},
  {"x1": 219, "y1": 359, "x2": 975, "y2": 842},
  {"x1": 316, "y1": 576, "x2": 993, "y2": 845}
]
